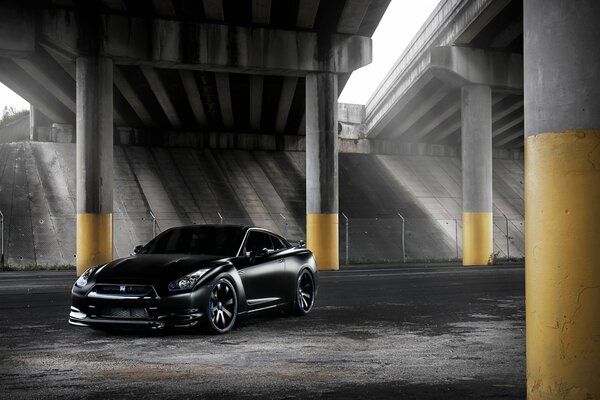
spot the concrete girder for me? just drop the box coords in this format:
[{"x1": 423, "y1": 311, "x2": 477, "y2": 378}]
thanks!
[
  {"x1": 454, "y1": 0, "x2": 511, "y2": 45},
  {"x1": 275, "y1": 77, "x2": 298, "y2": 134},
  {"x1": 297, "y1": 113, "x2": 306, "y2": 135},
  {"x1": 252, "y1": 0, "x2": 271, "y2": 24},
  {"x1": 494, "y1": 128, "x2": 523, "y2": 148},
  {"x1": 408, "y1": 94, "x2": 460, "y2": 142},
  {"x1": 39, "y1": 10, "x2": 372, "y2": 76},
  {"x1": 367, "y1": 72, "x2": 436, "y2": 138},
  {"x1": 430, "y1": 46, "x2": 523, "y2": 92},
  {"x1": 388, "y1": 84, "x2": 451, "y2": 139},
  {"x1": 492, "y1": 96, "x2": 524, "y2": 124},
  {"x1": 249, "y1": 75, "x2": 263, "y2": 132},
  {"x1": 337, "y1": 0, "x2": 371, "y2": 34},
  {"x1": 215, "y1": 73, "x2": 235, "y2": 131},
  {"x1": 113, "y1": 67, "x2": 158, "y2": 128},
  {"x1": 178, "y1": 70, "x2": 208, "y2": 129},
  {"x1": 493, "y1": 112, "x2": 523, "y2": 139},
  {"x1": 0, "y1": 59, "x2": 72, "y2": 123},
  {"x1": 491, "y1": 15, "x2": 523, "y2": 49},
  {"x1": 141, "y1": 66, "x2": 182, "y2": 129},
  {"x1": 13, "y1": 58, "x2": 76, "y2": 114},
  {"x1": 296, "y1": 0, "x2": 320, "y2": 29}
]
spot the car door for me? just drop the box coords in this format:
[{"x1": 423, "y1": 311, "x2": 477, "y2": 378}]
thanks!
[{"x1": 239, "y1": 230, "x2": 286, "y2": 311}]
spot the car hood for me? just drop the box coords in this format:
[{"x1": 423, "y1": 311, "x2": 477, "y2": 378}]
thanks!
[{"x1": 94, "y1": 254, "x2": 228, "y2": 284}]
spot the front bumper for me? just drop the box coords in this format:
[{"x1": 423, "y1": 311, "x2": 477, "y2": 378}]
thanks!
[{"x1": 69, "y1": 283, "x2": 211, "y2": 329}]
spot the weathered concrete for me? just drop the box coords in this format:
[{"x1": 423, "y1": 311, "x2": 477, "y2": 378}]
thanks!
[
  {"x1": 524, "y1": 0, "x2": 600, "y2": 398},
  {"x1": 306, "y1": 73, "x2": 339, "y2": 270},
  {"x1": 430, "y1": 46, "x2": 523, "y2": 92},
  {"x1": 76, "y1": 57, "x2": 114, "y2": 274},
  {"x1": 40, "y1": 11, "x2": 372, "y2": 76},
  {"x1": 461, "y1": 85, "x2": 493, "y2": 266}
]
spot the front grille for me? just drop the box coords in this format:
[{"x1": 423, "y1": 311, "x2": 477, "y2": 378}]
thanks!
[
  {"x1": 95, "y1": 284, "x2": 155, "y2": 297},
  {"x1": 98, "y1": 307, "x2": 148, "y2": 319}
]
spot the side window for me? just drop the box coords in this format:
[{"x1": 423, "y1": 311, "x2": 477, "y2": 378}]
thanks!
[
  {"x1": 270, "y1": 235, "x2": 287, "y2": 251},
  {"x1": 245, "y1": 231, "x2": 273, "y2": 254}
]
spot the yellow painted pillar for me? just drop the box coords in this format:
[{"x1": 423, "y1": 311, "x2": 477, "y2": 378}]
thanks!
[
  {"x1": 461, "y1": 85, "x2": 493, "y2": 265},
  {"x1": 525, "y1": 0, "x2": 600, "y2": 397},
  {"x1": 75, "y1": 55, "x2": 114, "y2": 276},
  {"x1": 305, "y1": 73, "x2": 339, "y2": 271}
]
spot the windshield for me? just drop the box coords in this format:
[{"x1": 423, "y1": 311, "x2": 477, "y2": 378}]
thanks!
[{"x1": 139, "y1": 226, "x2": 244, "y2": 256}]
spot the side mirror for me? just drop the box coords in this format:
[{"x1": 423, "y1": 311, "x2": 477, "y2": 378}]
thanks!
[
  {"x1": 246, "y1": 248, "x2": 269, "y2": 260},
  {"x1": 298, "y1": 240, "x2": 306, "y2": 248},
  {"x1": 133, "y1": 245, "x2": 143, "y2": 254}
]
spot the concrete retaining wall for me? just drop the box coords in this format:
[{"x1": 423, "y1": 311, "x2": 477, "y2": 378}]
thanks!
[{"x1": 0, "y1": 141, "x2": 523, "y2": 265}]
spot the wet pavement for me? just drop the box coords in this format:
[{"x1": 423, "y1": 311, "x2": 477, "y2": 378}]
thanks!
[{"x1": 0, "y1": 263, "x2": 525, "y2": 399}]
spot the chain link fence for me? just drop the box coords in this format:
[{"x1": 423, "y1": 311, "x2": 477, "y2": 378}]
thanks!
[{"x1": 0, "y1": 208, "x2": 524, "y2": 268}]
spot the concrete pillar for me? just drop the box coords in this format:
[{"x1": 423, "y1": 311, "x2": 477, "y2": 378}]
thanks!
[
  {"x1": 524, "y1": 0, "x2": 600, "y2": 397},
  {"x1": 76, "y1": 56, "x2": 113, "y2": 276},
  {"x1": 461, "y1": 85, "x2": 493, "y2": 266},
  {"x1": 306, "y1": 73, "x2": 339, "y2": 271},
  {"x1": 29, "y1": 105, "x2": 52, "y2": 141}
]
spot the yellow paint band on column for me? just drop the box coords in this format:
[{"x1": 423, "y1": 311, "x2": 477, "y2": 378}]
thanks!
[
  {"x1": 462, "y1": 212, "x2": 493, "y2": 266},
  {"x1": 76, "y1": 213, "x2": 113, "y2": 276},
  {"x1": 526, "y1": 130, "x2": 600, "y2": 399},
  {"x1": 307, "y1": 213, "x2": 339, "y2": 271}
]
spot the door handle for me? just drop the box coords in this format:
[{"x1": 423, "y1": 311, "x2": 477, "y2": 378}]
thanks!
[{"x1": 278, "y1": 259, "x2": 284, "y2": 263}]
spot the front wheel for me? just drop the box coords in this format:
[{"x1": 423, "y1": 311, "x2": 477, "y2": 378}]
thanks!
[
  {"x1": 205, "y1": 278, "x2": 238, "y2": 334},
  {"x1": 293, "y1": 269, "x2": 315, "y2": 315}
]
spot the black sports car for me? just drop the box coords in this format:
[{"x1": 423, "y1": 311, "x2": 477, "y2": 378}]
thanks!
[{"x1": 69, "y1": 225, "x2": 318, "y2": 334}]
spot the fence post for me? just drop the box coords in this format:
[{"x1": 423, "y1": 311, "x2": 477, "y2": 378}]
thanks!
[
  {"x1": 279, "y1": 213, "x2": 288, "y2": 238},
  {"x1": 149, "y1": 210, "x2": 157, "y2": 238},
  {"x1": 454, "y1": 218, "x2": 459, "y2": 260},
  {"x1": 341, "y1": 212, "x2": 349, "y2": 265},
  {"x1": 218, "y1": 212, "x2": 223, "y2": 224},
  {"x1": 502, "y1": 213, "x2": 510, "y2": 259},
  {"x1": 0, "y1": 209, "x2": 4, "y2": 267},
  {"x1": 397, "y1": 212, "x2": 406, "y2": 263}
]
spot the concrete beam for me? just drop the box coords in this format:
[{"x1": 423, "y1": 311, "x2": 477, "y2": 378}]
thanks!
[
  {"x1": 252, "y1": 0, "x2": 271, "y2": 24},
  {"x1": 494, "y1": 127, "x2": 523, "y2": 147},
  {"x1": 179, "y1": 70, "x2": 208, "y2": 129},
  {"x1": 337, "y1": 0, "x2": 370, "y2": 34},
  {"x1": 141, "y1": 66, "x2": 182, "y2": 129},
  {"x1": 13, "y1": 58, "x2": 76, "y2": 113},
  {"x1": 0, "y1": 59, "x2": 72, "y2": 123},
  {"x1": 275, "y1": 77, "x2": 298, "y2": 133},
  {"x1": 493, "y1": 97, "x2": 524, "y2": 124},
  {"x1": 430, "y1": 46, "x2": 523, "y2": 92},
  {"x1": 411, "y1": 102, "x2": 460, "y2": 142},
  {"x1": 455, "y1": 0, "x2": 511, "y2": 44},
  {"x1": 493, "y1": 113, "x2": 523, "y2": 138},
  {"x1": 388, "y1": 84, "x2": 450, "y2": 138},
  {"x1": 0, "y1": 4, "x2": 34, "y2": 57},
  {"x1": 249, "y1": 75, "x2": 263, "y2": 132},
  {"x1": 296, "y1": 0, "x2": 320, "y2": 29},
  {"x1": 491, "y1": 15, "x2": 522, "y2": 49},
  {"x1": 40, "y1": 10, "x2": 372, "y2": 76},
  {"x1": 113, "y1": 67, "x2": 157, "y2": 128},
  {"x1": 215, "y1": 73, "x2": 234, "y2": 131}
]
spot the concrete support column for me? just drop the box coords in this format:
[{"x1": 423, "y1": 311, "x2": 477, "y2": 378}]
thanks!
[
  {"x1": 306, "y1": 73, "x2": 339, "y2": 271},
  {"x1": 76, "y1": 56, "x2": 113, "y2": 276},
  {"x1": 461, "y1": 85, "x2": 493, "y2": 265},
  {"x1": 524, "y1": 0, "x2": 600, "y2": 397}
]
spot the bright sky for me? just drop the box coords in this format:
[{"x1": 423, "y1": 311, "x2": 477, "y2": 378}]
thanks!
[
  {"x1": 0, "y1": 0, "x2": 442, "y2": 111},
  {"x1": 339, "y1": 0, "x2": 442, "y2": 105}
]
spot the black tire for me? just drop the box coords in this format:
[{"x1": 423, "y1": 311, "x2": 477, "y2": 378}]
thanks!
[
  {"x1": 293, "y1": 269, "x2": 315, "y2": 315},
  {"x1": 205, "y1": 278, "x2": 238, "y2": 334}
]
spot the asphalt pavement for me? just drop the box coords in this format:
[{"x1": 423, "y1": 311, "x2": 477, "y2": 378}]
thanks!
[{"x1": 0, "y1": 263, "x2": 525, "y2": 399}]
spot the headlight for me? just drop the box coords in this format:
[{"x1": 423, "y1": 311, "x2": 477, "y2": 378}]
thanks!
[
  {"x1": 75, "y1": 265, "x2": 102, "y2": 288},
  {"x1": 169, "y1": 269, "x2": 209, "y2": 291}
]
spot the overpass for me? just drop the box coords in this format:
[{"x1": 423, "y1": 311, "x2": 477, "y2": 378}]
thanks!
[{"x1": 0, "y1": 1, "x2": 599, "y2": 397}]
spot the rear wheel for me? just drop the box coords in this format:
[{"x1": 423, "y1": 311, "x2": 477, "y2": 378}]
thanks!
[
  {"x1": 205, "y1": 278, "x2": 238, "y2": 334},
  {"x1": 294, "y1": 269, "x2": 315, "y2": 315}
]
